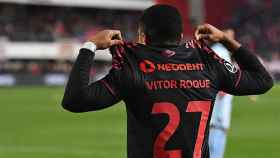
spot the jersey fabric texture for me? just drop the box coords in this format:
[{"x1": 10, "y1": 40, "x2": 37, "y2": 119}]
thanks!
[{"x1": 62, "y1": 40, "x2": 273, "y2": 158}]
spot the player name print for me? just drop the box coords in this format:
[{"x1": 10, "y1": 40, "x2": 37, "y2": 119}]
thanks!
[
  {"x1": 145, "y1": 79, "x2": 211, "y2": 90},
  {"x1": 139, "y1": 60, "x2": 204, "y2": 73}
]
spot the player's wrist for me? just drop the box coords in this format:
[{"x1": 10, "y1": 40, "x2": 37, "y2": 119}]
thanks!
[
  {"x1": 220, "y1": 34, "x2": 241, "y2": 52},
  {"x1": 82, "y1": 41, "x2": 97, "y2": 52},
  {"x1": 219, "y1": 33, "x2": 228, "y2": 42}
]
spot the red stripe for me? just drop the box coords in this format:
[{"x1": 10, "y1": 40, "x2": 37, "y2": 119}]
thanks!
[
  {"x1": 234, "y1": 70, "x2": 242, "y2": 87},
  {"x1": 101, "y1": 80, "x2": 117, "y2": 97},
  {"x1": 111, "y1": 46, "x2": 124, "y2": 70}
]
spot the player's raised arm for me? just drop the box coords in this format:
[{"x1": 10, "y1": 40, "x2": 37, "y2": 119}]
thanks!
[
  {"x1": 195, "y1": 24, "x2": 274, "y2": 95},
  {"x1": 61, "y1": 30, "x2": 124, "y2": 112}
]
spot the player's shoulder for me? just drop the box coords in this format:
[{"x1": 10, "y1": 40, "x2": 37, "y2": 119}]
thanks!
[
  {"x1": 184, "y1": 39, "x2": 202, "y2": 49},
  {"x1": 185, "y1": 39, "x2": 226, "y2": 65},
  {"x1": 108, "y1": 42, "x2": 139, "y2": 69}
]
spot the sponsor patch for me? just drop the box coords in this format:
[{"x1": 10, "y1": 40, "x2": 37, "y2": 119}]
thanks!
[{"x1": 224, "y1": 61, "x2": 237, "y2": 73}]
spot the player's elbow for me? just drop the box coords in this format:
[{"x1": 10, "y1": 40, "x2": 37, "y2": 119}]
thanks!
[
  {"x1": 254, "y1": 75, "x2": 274, "y2": 95},
  {"x1": 61, "y1": 97, "x2": 84, "y2": 113},
  {"x1": 259, "y1": 77, "x2": 274, "y2": 94}
]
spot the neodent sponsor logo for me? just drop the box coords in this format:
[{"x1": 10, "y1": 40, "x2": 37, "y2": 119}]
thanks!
[
  {"x1": 139, "y1": 60, "x2": 156, "y2": 73},
  {"x1": 157, "y1": 63, "x2": 204, "y2": 71},
  {"x1": 139, "y1": 60, "x2": 204, "y2": 73}
]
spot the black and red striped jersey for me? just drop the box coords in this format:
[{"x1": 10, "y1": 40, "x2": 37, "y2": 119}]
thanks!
[{"x1": 62, "y1": 40, "x2": 273, "y2": 158}]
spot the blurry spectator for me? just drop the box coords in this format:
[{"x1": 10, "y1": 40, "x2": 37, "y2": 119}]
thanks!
[
  {"x1": 0, "y1": 0, "x2": 279, "y2": 83},
  {"x1": 267, "y1": 52, "x2": 280, "y2": 80},
  {"x1": 0, "y1": 3, "x2": 140, "y2": 42},
  {"x1": 232, "y1": 0, "x2": 280, "y2": 60}
]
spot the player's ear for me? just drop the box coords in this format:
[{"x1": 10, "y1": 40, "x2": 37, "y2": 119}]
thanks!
[
  {"x1": 137, "y1": 28, "x2": 146, "y2": 45},
  {"x1": 180, "y1": 33, "x2": 184, "y2": 41}
]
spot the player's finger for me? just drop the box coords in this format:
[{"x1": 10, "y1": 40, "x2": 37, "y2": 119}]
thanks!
[
  {"x1": 198, "y1": 34, "x2": 210, "y2": 40},
  {"x1": 194, "y1": 29, "x2": 200, "y2": 40},
  {"x1": 110, "y1": 39, "x2": 124, "y2": 46},
  {"x1": 195, "y1": 25, "x2": 208, "y2": 40},
  {"x1": 195, "y1": 30, "x2": 204, "y2": 40},
  {"x1": 197, "y1": 24, "x2": 207, "y2": 31},
  {"x1": 110, "y1": 30, "x2": 123, "y2": 40}
]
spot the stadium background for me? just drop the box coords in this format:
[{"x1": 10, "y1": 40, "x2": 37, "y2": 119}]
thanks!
[{"x1": 0, "y1": 0, "x2": 279, "y2": 157}]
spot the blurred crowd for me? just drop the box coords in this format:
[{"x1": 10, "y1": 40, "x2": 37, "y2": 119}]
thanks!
[
  {"x1": 0, "y1": 60, "x2": 72, "y2": 74},
  {"x1": 0, "y1": 1, "x2": 279, "y2": 83},
  {"x1": 0, "y1": 3, "x2": 140, "y2": 42},
  {"x1": 1, "y1": 2, "x2": 280, "y2": 54},
  {"x1": 230, "y1": 0, "x2": 280, "y2": 80},
  {"x1": 1, "y1": 2, "x2": 280, "y2": 57},
  {"x1": 0, "y1": 3, "x2": 140, "y2": 84},
  {"x1": 0, "y1": 60, "x2": 110, "y2": 83},
  {"x1": 231, "y1": 0, "x2": 280, "y2": 60}
]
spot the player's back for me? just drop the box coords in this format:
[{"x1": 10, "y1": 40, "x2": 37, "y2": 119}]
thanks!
[{"x1": 112, "y1": 40, "x2": 220, "y2": 158}]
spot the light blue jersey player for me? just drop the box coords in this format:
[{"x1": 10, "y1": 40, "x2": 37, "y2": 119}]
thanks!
[{"x1": 209, "y1": 29, "x2": 235, "y2": 158}]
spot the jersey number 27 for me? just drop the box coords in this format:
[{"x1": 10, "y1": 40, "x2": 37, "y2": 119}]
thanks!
[{"x1": 152, "y1": 101, "x2": 211, "y2": 158}]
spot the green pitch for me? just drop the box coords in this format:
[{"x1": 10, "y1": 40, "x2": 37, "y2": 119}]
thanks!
[{"x1": 0, "y1": 84, "x2": 279, "y2": 158}]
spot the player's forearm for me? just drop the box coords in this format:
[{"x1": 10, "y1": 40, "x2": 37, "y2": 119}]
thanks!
[
  {"x1": 217, "y1": 31, "x2": 273, "y2": 94},
  {"x1": 232, "y1": 47, "x2": 263, "y2": 70},
  {"x1": 232, "y1": 47, "x2": 273, "y2": 94},
  {"x1": 220, "y1": 34, "x2": 242, "y2": 52},
  {"x1": 61, "y1": 49, "x2": 95, "y2": 112},
  {"x1": 62, "y1": 48, "x2": 120, "y2": 112}
]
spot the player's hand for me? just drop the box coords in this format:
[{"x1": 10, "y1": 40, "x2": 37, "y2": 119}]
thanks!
[
  {"x1": 195, "y1": 24, "x2": 241, "y2": 51},
  {"x1": 195, "y1": 24, "x2": 225, "y2": 42},
  {"x1": 89, "y1": 30, "x2": 124, "y2": 50}
]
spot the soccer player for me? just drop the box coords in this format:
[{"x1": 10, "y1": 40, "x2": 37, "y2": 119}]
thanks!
[
  {"x1": 62, "y1": 5, "x2": 273, "y2": 158},
  {"x1": 209, "y1": 29, "x2": 235, "y2": 158}
]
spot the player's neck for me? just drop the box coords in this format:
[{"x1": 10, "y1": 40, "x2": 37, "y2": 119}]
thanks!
[{"x1": 148, "y1": 41, "x2": 180, "y2": 48}]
